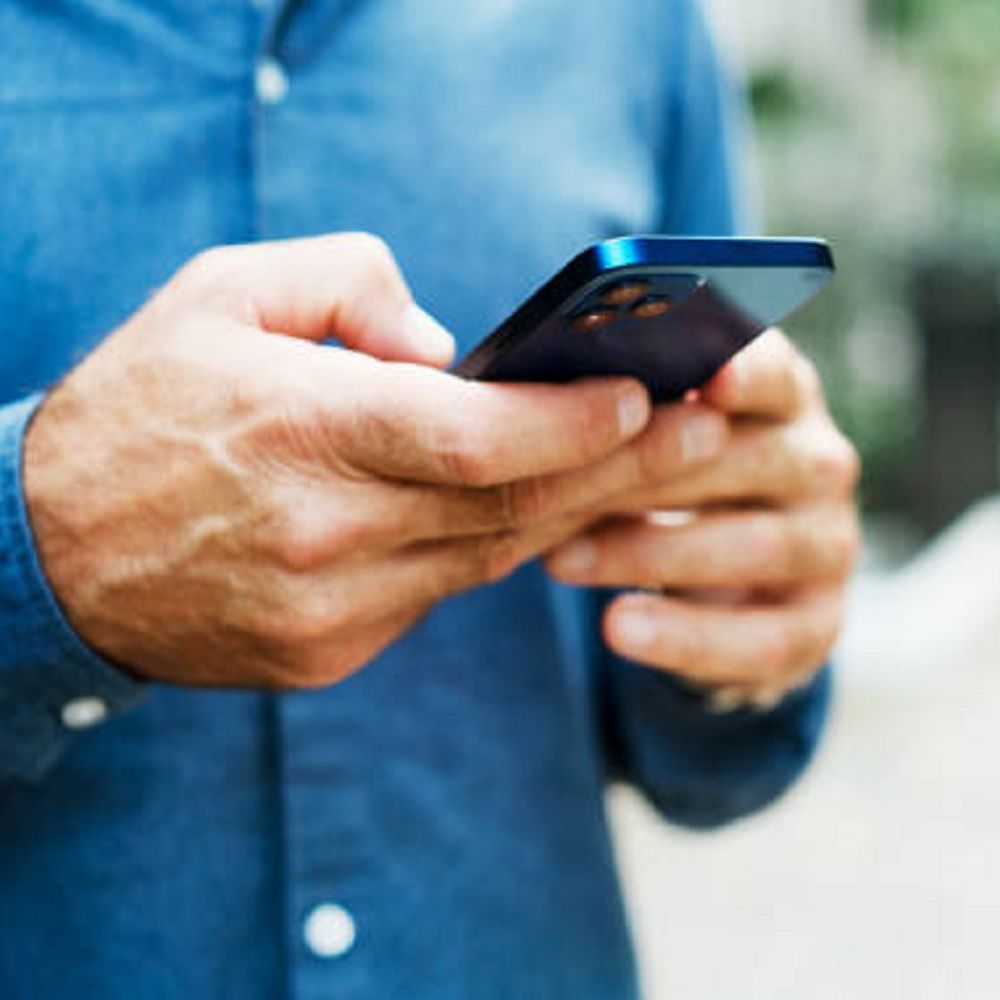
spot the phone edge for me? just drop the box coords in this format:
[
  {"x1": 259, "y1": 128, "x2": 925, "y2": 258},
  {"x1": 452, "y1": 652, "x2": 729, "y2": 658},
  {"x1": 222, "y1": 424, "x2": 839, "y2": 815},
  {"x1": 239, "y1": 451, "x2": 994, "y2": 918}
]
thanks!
[{"x1": 453, "y1": 236, "x2": 833, "y2": 379}]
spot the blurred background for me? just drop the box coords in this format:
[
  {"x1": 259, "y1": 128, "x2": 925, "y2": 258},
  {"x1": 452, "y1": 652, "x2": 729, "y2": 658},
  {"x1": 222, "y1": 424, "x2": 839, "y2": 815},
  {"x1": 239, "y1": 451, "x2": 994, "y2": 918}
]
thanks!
[{"x1": 610, "y1": 0, "x2": 1000, "y2": 996}]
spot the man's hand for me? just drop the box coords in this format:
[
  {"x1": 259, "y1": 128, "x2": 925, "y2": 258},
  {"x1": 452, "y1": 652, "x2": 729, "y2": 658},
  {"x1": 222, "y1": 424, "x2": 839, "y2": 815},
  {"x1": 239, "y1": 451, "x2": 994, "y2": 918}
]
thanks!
[
  {"x1": 545, "y1": 330, "x2": 861, "y2": 710},
  {"x1": 23, "y1": 235, "x2": 653, "y2": 690}
]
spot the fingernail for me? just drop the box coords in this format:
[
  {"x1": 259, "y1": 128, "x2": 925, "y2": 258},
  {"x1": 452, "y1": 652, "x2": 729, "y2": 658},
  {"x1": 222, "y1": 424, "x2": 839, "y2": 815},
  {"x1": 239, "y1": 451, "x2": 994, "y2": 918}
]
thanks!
[
  {"x1": 617, "y1": 385, "x2": 651, "y2": 437},
  {"x1": 750, "y1": 687, "x2": 786, "y2": 712},
  {"x1": 407, "y1": 304, "x2": 456, "y2": 363},
  {"x1": 707, "y1": 688, "x2": 749, "y2": 715},
  {"x1": 550, "y1": 538, "x2": 598, "y2": 577},
  {"x1": 616, "y1": 605, "x2": 658, "y2": 651},
  {"x1": 681, "y1": 412, "x2": 726, "y2": 464}
]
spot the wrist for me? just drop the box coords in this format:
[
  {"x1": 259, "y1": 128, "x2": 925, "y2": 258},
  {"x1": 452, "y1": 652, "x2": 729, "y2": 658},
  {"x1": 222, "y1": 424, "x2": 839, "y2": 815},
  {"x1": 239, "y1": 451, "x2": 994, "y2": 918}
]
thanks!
[
  {"x1": 22, "y1": 381, "x2": 115, "y2": 663},
  {"x1": 0, "y1": 393, "x2": 145, "y2": 780}
]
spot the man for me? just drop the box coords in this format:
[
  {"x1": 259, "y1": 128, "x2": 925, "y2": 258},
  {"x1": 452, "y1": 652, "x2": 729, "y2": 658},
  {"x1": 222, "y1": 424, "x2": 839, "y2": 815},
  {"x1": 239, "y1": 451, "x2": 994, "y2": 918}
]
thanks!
[{"x1": 0, "y1": 2, "x2": 859, "y2": 997}]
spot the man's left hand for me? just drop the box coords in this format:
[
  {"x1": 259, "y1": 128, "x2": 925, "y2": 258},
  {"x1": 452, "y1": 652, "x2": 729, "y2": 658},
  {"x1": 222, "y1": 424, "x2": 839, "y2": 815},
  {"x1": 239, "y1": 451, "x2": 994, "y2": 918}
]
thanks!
[{"x1": 544, "y1": 329, "x2": 861, "y2": 711}]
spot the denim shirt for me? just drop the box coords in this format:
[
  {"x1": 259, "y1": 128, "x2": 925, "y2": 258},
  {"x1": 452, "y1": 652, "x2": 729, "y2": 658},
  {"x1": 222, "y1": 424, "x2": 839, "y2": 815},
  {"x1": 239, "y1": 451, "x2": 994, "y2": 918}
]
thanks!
[{"x1": 0, "y1": 2, "x2": 831, "y2": 997}]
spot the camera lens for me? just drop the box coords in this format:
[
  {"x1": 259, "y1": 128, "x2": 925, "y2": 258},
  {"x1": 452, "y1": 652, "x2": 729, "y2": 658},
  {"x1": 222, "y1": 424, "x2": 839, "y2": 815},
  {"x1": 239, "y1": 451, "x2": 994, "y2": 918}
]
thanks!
[
  {"x1": 600, "y1": 280, "x2": 651, "y2": 306},
  {"x1": 569, "y1": 307, "x2": 618, "y2": 333},
  {"x1": 630, "y1": 296, "x2": 674, "y2": 319}
]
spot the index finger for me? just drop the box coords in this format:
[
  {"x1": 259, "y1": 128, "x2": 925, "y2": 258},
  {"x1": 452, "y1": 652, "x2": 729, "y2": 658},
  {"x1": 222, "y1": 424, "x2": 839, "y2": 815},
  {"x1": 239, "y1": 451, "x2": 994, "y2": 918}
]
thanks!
[
  {"x1": 703, "y1": 329, "x2": 821, "y2": 420},
  {"x1": 330, "y1": 358, "x2": 652, "y2": 487}
]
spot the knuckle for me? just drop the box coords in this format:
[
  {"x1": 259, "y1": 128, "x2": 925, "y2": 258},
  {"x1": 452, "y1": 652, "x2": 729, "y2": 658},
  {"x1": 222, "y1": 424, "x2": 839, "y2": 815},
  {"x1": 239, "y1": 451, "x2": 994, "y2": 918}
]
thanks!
[
  {"x1": 431, "y1": 425, "x2": 496, "y2": 487},
  {"x1": 345, "y1": 233, "x2": 407, "y2": 298},
  {"x1": 324, "y1": 232, "x2": 409, "y2": 313},
  {"x1": 498, "y1": 476, "x2": 550, "y2": 529},
  {"x1": 807, "y1": 426, "x2": 861, "y2": 497},
  {"x1": 344, "y1": 231, "x2": 393, "y2": 268},
  {"x1": 171, "y1": 245, "x2": 253, "y2": 317},
  {"x1": 267, "y1": 512, "x2": 327, "y2": 573},
  {"x1": 178, "y1": 246, "x2": 230, "y2": 289},
  {"x1": 262, "y1": 504, "x2": 363, "y2": 573}
]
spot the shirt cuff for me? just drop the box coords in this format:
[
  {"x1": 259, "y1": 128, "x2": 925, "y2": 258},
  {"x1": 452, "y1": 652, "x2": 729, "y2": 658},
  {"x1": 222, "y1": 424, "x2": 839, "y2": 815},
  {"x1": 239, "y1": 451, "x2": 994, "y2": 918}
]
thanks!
[
  {"x1": 0, "y1": 393, "x2": 145, "y2": 782},
  {"x1": 606, "y1": 655, "x2": 832, "y2": 828}
]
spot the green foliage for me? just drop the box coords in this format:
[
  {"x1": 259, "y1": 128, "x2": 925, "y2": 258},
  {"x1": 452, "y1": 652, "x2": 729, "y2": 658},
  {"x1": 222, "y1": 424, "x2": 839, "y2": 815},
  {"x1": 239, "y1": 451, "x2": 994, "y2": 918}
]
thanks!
[
  {"x1": 749, "y1": 67, "x2": 809, "y2": 127},
  {"x1": 751, "y1": 0, "x2": 1000, "y2": 519},
  {"x1": 868, "y1": 0, "x2": 936, "y2": 35}
]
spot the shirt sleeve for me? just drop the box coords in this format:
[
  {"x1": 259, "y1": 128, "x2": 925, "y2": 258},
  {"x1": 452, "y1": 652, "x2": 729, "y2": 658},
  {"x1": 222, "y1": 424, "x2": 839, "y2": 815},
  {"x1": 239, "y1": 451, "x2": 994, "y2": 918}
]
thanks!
[
  {"x1": 0, "y1": 394, "x2": 145, "y2": 783},
  {"x1": 593, "y1": 1, "x2": 831, "y2": 828},
  {"x1": 600, "y1": 635, "x2": 832, "y2": 829}
]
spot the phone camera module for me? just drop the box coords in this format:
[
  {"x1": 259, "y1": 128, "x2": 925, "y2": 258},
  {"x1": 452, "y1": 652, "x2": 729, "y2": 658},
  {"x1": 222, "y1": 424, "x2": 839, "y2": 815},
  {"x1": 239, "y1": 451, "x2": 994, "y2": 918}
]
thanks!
[
  {"x1": 599, "y1": 280, "x2": 651, "y2": 307},
  {"x1": 629, "y1": 295, "x2": 675, "y2": 319},
  {"x1": 568, "y1": 307, "x2": 618, "y2": 334}
]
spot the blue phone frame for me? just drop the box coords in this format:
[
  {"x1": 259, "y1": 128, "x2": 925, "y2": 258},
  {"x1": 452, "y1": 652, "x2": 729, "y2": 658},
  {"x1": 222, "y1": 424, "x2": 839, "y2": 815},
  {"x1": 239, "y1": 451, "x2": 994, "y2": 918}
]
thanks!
[{"x1": 454, "y1": 236, "x2": 834, "y2": 403}]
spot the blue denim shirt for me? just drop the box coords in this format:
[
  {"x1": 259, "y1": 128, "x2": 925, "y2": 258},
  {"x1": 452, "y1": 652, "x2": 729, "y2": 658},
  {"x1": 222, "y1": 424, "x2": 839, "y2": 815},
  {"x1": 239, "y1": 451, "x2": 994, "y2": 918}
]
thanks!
[{"x1": 0, "y1": 2, "x2": 831, "y2": 997}]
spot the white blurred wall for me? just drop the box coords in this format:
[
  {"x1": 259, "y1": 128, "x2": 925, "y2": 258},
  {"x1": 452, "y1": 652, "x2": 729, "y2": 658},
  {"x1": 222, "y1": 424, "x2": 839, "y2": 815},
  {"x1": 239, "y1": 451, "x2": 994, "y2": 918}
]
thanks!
[
  {"x1": 612, "y1": 9, "x2": 1000, "y2": 996},
  {"x1": 612, "y1": 499, "x2": 1000, "y2": 999}
]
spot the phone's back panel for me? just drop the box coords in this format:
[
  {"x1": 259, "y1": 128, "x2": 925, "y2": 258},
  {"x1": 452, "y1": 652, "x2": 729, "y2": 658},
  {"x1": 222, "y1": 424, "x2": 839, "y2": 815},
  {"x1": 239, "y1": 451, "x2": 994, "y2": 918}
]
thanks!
[{"x1": 455, "y1": 237, "x2": 834, "y2": 403}]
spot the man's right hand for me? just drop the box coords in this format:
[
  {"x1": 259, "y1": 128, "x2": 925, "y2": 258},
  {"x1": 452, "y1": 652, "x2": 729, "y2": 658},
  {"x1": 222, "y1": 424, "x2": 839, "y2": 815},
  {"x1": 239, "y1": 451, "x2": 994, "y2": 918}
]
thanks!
[{"x1": 22, "y1": 235, "x2": 653, "y2": 690}]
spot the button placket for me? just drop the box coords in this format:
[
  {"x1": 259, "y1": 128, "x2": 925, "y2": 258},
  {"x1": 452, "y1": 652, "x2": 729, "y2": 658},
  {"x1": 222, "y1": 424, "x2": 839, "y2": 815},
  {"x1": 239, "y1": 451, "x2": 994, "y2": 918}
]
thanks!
[
  {"x1": 60, "y1": 697, "x2": 109, "y2": 730},
  {"x1": 303, "y1": 903, "x2": 357, "y2": 959},
  {"x1": 255, "y1": 56, "x2": 289, "y2": 106}
]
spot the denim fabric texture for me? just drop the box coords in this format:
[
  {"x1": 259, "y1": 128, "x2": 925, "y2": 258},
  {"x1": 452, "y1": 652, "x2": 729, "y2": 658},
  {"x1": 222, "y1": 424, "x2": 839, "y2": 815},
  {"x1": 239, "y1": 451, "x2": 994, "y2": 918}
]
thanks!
[{"x1": 0, "y1": 2, "x2": 831, "y2": 997}]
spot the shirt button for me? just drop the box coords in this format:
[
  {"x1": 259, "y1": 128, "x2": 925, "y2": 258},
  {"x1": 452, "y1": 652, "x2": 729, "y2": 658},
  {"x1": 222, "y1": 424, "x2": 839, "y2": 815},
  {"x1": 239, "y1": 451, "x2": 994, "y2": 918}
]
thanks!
[
  {"x1": 60, "y1": 697, "x2": 109, "y2": 731},
  {"x1": 255, "y1": 57, "x2": 289, "y2": 106},
  {"x1": 303, "y1": 903, "x2": 356, "y2": 959}
]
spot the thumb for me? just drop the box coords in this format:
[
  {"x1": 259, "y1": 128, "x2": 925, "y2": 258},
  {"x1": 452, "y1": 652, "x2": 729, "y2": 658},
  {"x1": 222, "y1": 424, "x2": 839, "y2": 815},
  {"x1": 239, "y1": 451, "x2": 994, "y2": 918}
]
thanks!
[{"x1": 178, "y1": 233, "x2": 456, "y2": 367}]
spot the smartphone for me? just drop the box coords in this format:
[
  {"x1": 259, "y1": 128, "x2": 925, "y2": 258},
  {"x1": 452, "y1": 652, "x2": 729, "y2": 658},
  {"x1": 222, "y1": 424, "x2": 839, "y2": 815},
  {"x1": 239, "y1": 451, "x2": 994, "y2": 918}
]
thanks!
[{"x1": 454, "y1": 236, "x2": 834, "y2": 402}]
